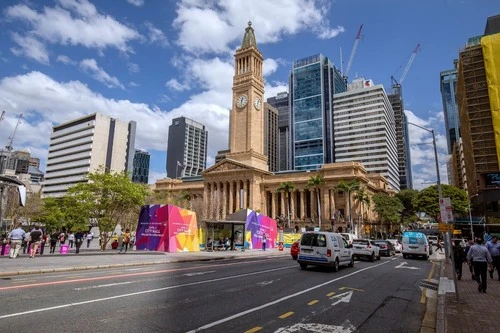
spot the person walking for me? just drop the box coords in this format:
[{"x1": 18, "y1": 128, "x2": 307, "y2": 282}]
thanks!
[
  {"x1": 464, "y1": 239, "x2": 475, "y2": 280},
  {"x1": 86, "y1": 232, "x2": 93, "y2": 248},
  {"x1": 486, "y1": 236, "x2": 500, "y2": 280},
  {"x1": 49, "y1": 231, "x2": 59, "y2": 254},
  {"x1": 452, "y1": 240, "x2": 466, "y2": 280},
  {"x1": 74, "y1": 230, "x2": 84, "y2": 254},
  {"x1": 436, "y1": 238, "x2": 443, "y2": 253},
  {"x1": 7, "y1": 223, "x2": 25, "y2": 259},
  {"x1": 22, "y1": 230, "x2": 30, "y2": 254},
  {"x1": 29, "y1": 224, "x2": 43, "y2": 258},
  {"x1": 39, "y1": 232, "x2": 47, "y2": 255},
  {"x1": 119, "y1": 229, "x2": 131, "y2": 253},
  {"x1": 262, "y1": 233, "x2": 267, "y2": 251},
  {"x1": 68, "y1": 232, "x2": 75, "y2": 248},
  {"x1": 467, "y1": 238, "x2": 493, "y2": 293}
]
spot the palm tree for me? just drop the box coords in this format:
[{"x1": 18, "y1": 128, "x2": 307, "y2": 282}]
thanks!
[
  {"x1": 354, "y1": 186, "x2": 371, "y2": 235},
  {"x1": 276, "y1": 182, "x2": 295, "y2": 228},
  {"x1": 335, "y1": 180, "x2": 360, "y2": 235},
  {"x1": 307, "y1": 174, "x2": 325, "y2": 229}
]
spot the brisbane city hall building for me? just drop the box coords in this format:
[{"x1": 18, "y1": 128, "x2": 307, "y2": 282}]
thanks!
[{"x1": 155, "y1": 23, "x2": 394, "y2": 234}]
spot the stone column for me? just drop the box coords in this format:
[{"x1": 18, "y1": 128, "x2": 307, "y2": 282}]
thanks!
[
  {"x1": 322, "y1": 189, "x2": 329, "y2": 229},
  {"x1": 280, "y1": 191, "x2": 285, "y2": 218},
  {"x1": 310, "y1": 190, "x2": 316, "y2": 220},
  {"x1": 203, "y1": 184, "x2": 209, "y2": 220},
  {"x1": 235, "y1": 181, "x2": 240, "y2": 211},
  {"x1": 222, "y1": 181, "x2": 227, "y2": 220},
  {"x1": 299, "y1": 189, "x2": 305, "y2": 220},
  {"x1": 290, "y1": 190, "x2": 296, "y2": 223},
  {"x1": 228, "y1": 181, "x2": 234, "y2": 215},
  {"x1": 271, "y1": 191, "x2": 276, "y2": 218}
]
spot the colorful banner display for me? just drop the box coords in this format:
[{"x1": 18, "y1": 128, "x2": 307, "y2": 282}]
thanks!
[
  {"x1": 135, "y1": 204, "x2": 200, "y2": 252},
  {"x1": 244, "y1": 210, "x2": 278, "y2": 250}
]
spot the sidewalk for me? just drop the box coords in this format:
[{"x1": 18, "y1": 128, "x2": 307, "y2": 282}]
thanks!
[
  {"x1": 438, "y1": 258, "x2": 500, "y2": 332},
  {"x1": 0, "y1": 245, "x2": 291, "y2": 277}
]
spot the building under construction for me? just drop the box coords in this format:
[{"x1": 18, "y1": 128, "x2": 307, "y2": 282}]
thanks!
[{"x1": 457, "y1": 30, "x2": 500, "y2": 220}]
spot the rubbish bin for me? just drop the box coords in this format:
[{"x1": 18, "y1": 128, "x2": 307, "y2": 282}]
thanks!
[
  {"x1": 60, "y1": 244, "x2": 69, "y2": 254},
  {"x1": 3, "y1": 244, "x2": 10, "y2": 256}
]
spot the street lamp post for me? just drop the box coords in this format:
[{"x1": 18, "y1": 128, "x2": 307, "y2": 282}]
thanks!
[{"x1": 468, "y1": 194, "x2": 478, "y2": 240}]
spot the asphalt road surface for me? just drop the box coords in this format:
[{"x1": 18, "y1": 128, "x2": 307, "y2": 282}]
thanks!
[{"x1": 0, "y1": 255, "x2": 435, "y2": 333}]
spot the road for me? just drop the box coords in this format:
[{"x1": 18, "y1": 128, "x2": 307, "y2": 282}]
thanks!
[{"x1": 0, "y1": 255, "x2": 436, "y2": 333}]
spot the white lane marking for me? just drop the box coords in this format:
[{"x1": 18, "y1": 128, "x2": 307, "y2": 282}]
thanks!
[
  {"x1": 330, "y1": 291, "x2": 353, "y2": 307},
  {"x1": 74, "y1": 281, "x2": 135, "y2": 291},
  {"x1": 186, "y1": 260, "x2": 390, "y2": 333},
  {"x1": 184, "y1": 271, "x2": 215, "y2": 277},
  {"x1": 395, "y1": 262, "x2": 420, "y2": 270},
  {"x1": 0, "y1": 265, "x2": 296, "y2": 320},
  {"x1": 275, "y1": 320, "x2": 356, "y2": 333},
  {"x1": 256, "y1": 280, "x2": 278, "y2": 286}
]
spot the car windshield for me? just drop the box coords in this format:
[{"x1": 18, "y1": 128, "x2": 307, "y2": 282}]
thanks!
[
  {"x1": 352, "y1": 239, "x2": 368, "y2": 245},
  {"x1": 403, "y1": 236, "x2": 425, "y2": 245}
]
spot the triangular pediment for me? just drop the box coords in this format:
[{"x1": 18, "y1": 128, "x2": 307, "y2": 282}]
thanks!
[{"x1": 202, "y1": 158, "x2": 271, "y2": 176}]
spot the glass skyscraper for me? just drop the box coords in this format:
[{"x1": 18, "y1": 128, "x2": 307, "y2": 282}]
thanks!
[
  {"x1": 132, "y1": 149, "x2": 150, "y2": 184},
  {"x1": 440, "y1": 62, "x2": 460, "y2": 154},
  {"x1": 290, "y1": 54, "x2": 346, "y2": 170}
]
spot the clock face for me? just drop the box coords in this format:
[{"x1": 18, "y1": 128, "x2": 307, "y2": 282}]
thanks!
[
  {"x1": 254, "y1": 97, "x2": 262, "y2": 110},
  {"x1": 236, "y1": 94, "x2": 248, "y2": 108}
]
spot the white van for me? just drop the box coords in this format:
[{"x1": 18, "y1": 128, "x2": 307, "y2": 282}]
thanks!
[
  {"x1": 340, "y1": 233, "x2": 358, "y2": 246},
  {"x1": 297, "y1": 231, "x2": 354, "y2": 271},
  {"x1": 402, "y1": 231, "x2": 430, "y2": 259}
]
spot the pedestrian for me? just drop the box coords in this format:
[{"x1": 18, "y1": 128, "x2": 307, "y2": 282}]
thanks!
[
  {"x1": 22, "y1": 231, "x2": 30, "y2": 254},
  {"x1": 464, "y1": 239, "x2": 475, "y2": 280},
  {"x1": 452, "y1": 240, "x2": 465, "y2": 280},
  {"x1": 29, "y1": 224, "x2": 43, "y2": 258},
  {"x1": 486, "y1": 236, "x2": 500, "y2": 280},
  {"x1": 74, "y1": 230, "x2": 84, "y2": 254},
  {"x1": 262, "y1": 233, "x2": 267, "y2": 251},
  {"x1": 86, "y1": 232, "x2": 93, "y2": 248},
  {"x1": 59, "y1": 231, "x2": 66, "y2": 245},
  {"x1": 68, "y1": 232, "x2": 75, "y2": 248},
  {"x1": 39, "y1": 231, "x2": 47, "y2": 255},
  {"x1": 467, "y1": 237, "x2": 493, "y2": 293},
  {"x1": 436, "y1": 238, "x2": 443, "y2": 253},
  {"x1": 7, "y1": 223, "x2": 25, "y2": 259},
  {"x1": 119, "y1": 229, "x2": 131, "y2": 253},
  {"x1": 49, "y1": 231, "x2": 59, "y2": 254}
]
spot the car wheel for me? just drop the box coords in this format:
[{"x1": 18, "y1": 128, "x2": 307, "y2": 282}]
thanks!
[
  {"x1": 300, "y1": 263, "x2": 307, "y2": 270},
  {"x1": 377, "y1": 253, "x2": 381, "y2": 260},
  {"x1": 424, "y1": 255, "x2": 429, "y2": 260},
  {"x1": 348, "y1": 256, "x2": 354, "y2": 267},
  {"x1": 333, "y1": 259, "x2": 339, "y2": 272},
  {"x1": 370, "y1": 253, "x2": 375, "y2": 262},
  {"x1": 403, "y1": 253, "x2": 407, "y2": 259}
]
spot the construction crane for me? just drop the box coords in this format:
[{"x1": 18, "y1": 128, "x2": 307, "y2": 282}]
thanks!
[
  {"x1": 344, "y1": 24, "x2": 364, "y2": 77},
  {"x1": 0, "y1": 111, "x2": 5, "y2": 123},
  {"x1": 392, "y1": 43, "x2": 421, "y2": 85},
  {"x1": 2, "y1": 113, "x2": 23, "y2": 173}
]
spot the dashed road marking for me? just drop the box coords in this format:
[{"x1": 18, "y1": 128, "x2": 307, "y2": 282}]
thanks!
[
  {"x1": 279, "y1": 312, "x2": 294, "y2": 319},
  {"x1": 339, "y1": 287, "x2": 364, "y2": 292},
  {"x1": 326, "y1": 292, "x2": 336, "y2": 297},
  {"x1": 307, "y1": 300, "x2": 319, "y2": 305},
  {"x1": 244, "y1": 327, "x2": 263, "y2": 333}
]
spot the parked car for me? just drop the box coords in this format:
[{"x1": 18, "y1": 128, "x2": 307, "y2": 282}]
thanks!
[
  {"x1": 291, "y1": 241, "x2": 299, "y2": 260},
  {"x1": 402, "y1": 231, "x2": 430, "y2": 259},
  {"x1": 352, "y1": 239, "x2": 380, "y2": 262},
  {"x1": 374, "y1": 240, "x2": 395, "y2": 257},
  {"x1": 387, "y1": 239, "x2": 402, "y2": 253},
  {"x1": 297, "y1": 231, "x2": 354, "y2": 271},
  {"x1": 340, "y1": 233, "x2": 358, "y2": 246}
]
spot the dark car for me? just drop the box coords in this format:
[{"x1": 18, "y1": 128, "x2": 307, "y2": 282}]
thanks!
[
  {"x1": 291, "y1": 241, "x2": 299, "y2": 260},
  {"x1": 374, "y1": 240, "x2": 395, "y2": 257}
]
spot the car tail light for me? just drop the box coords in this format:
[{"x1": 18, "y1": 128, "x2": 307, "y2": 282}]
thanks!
[
  {"x1": 381, "y1": 245, "x2": 387, "y2": 248},
  {"x1": 424, "y1": 245, "x2": 427, "y2": 252},
  {"x1": 327, "y1": 249, "x2": 332, "y2": 257}
]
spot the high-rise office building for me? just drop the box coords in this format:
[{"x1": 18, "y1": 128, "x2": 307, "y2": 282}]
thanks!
[
  {"x1": 264, "y1": 103, "x2": 279, "y2": 172},
  {"x1": 267, "y1": 92, "x2": 291, "y2": 171},
  {"x1": 132, "y1": 149, "x2": 150, "y2": 184},
  {"x1": 166, "y1": 117, "x2": 208, "y2": 178},
  {"x1": 334, "y1": 79, "x2": 400, "y2": 191},
  {"x1": 440, "y1": 62, "x2": 460, "y2": 154},
  {"x1": 42, "y1": 113, "x2": 136, "y2": 197},
  {"x1": 388, "y1": 83, "x2": 413, "y2": 190},
  {"x1": 290, "y1": 54, "x2": 347, "y2": 170}
]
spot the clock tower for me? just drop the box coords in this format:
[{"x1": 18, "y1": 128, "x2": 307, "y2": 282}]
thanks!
[{"x1": 227, "y1": 22, "x2": 268, "y2": 171}]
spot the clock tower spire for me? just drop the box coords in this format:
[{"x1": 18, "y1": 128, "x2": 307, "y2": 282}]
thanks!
[{"x1": 227, "y1": 21, "x2": 268, "y2": 171}]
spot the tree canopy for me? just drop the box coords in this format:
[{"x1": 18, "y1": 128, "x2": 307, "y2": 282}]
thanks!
[
  {"x1": 372, "y1": 193, "x2": 404, "y2": 225},
  {"x1": 395, "y1": 189, "x2": 419, "y2": 225},
  {"x1": 413, "y1": 184, "x2": 468, "y2": 218}
]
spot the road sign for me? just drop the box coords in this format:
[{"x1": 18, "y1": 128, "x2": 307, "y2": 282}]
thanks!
[
  {"x1": 439, "y1": 223, "x2": 454, "y2": 232},
  {"x1": 439, "y1": 197, "x2": 453, "y2": 222}
]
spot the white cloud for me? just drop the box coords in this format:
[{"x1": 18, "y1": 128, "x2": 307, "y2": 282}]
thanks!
[
  {"x1": 56, "y1": 54, "x2": 76, "y2": 65},
  {"x1": 126, "y1": 0, "x2": 145, "y2": 6},
  {"x1": 173, "y1": 0, "x2": 344, "y2": 54},
  {"x1": 264, "y1": 81, "x2": 289, "y2": 101},
  {"x1": 405, "y1": 110, "x2": 449, "y2": 190},
  {"x1": 129, "y1": 81, "x2": 139, "y2": 87},
  {"x1": 128, "y1": 62, "x2": 140, "y2": 73},
  {"x1": 263, "y1": 58, "x2": 279, "y2": 77},
  {"x1": 10, "y1": 33, "x2": 49, "y2": 64},
  {"x1": 145, "y1": 21, "x2": 168, "y2": 47},
  {"x1": 166, "y1": 78, "x2": 190, "y2": 92},
  {"x1": 5, "y1": 1, "x2": 141, "y2": 53},
  {"x1": 79, "y1": 58, "x2": 125, "y2": 89}
]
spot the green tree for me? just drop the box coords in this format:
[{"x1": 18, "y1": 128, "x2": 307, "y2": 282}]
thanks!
[
  {"x1": 41, "y1": 196, "x2": 88, "y2": 232},
  {"x1": 372, "y1": 194, "x2": 404, "y2": 227},
  {"x1": 395, "y1": 189, "x2": 419, "y2": 226},
  {"x1": 335, "y1": 180, "x2": 360, "y2": 233},
  {"x1": 276, "y1": 181, "x2": 295, "y2": 228},
  {"x1": 354, "y1": 186, "x2": 371, "y2": 221},
  {"x1": 5, "y1": 191, "x2": 44, "y2": 227},
  {"x1": 413, "y1": 184, "x2": 468, "y2": 219},
  {"x1": 307, "y1": 174, "x2": 325, "y2": 229},
  {"x1": 66, "y1": 170, "x2": 147, "y2": 250}
]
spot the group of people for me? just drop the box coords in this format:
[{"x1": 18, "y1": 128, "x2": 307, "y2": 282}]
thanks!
[
  {"x1": 452, "y1": 236, "x2": 500, "y2": 293},
  {"x1": 5, "y1": 223, "x2": 96, "y2": 258}
]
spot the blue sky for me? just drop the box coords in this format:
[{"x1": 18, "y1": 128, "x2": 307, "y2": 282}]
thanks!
[{"x1": 0, "y1": 0, "x2": 498, "y2": 188}]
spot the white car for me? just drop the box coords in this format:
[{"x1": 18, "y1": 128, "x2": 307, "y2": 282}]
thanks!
[
  {"x1": 387, "y1": 239, "x2": 402, "y2": 253},
  {"x1": 352, "y1": 239, "x2": 380, "y2": 262},
  {"x1": 340, "y1": 233, "x2": 358, "y2": 246},
  {"x1": 297, "y1": 231, "x2": 354, "y2": 271}
]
